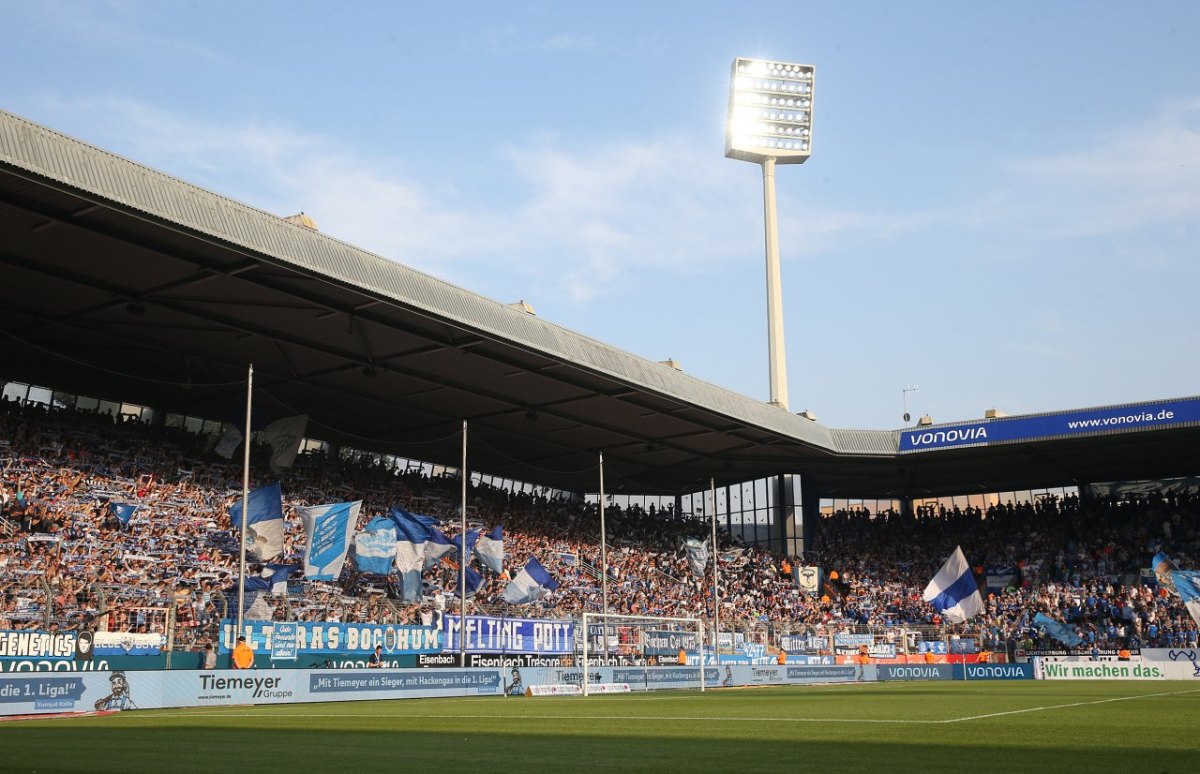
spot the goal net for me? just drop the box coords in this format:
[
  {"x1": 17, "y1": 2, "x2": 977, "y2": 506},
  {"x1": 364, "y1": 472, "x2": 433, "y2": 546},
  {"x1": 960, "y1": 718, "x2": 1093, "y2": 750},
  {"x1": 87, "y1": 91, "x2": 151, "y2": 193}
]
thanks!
[{"x1": 579, "y1": 612, "x2": 707, "y2": 695}]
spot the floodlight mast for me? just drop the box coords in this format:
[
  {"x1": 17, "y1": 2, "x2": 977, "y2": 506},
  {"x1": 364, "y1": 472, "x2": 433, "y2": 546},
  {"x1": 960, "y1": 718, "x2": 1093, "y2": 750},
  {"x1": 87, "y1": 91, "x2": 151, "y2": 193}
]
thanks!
[{"x1": 726, "y1": 57, "x2": 814, "y2": 411}]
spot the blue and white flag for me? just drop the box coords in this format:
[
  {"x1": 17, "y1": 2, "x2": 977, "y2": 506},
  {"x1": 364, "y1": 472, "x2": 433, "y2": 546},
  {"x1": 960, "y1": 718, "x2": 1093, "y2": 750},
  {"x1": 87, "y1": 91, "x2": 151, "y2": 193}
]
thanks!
[
  {"x1": 390, "y1": 510, "x2": 429, "y2": 602},
  {"x1": 1032, "y1": 612, "x2": 1083, "y2": 647},
  {"x1": 109, "y1": 502, "x2": 138, "y2": 528},
  {"x1": 1152, "y1": 551, "x2": 1179, "y2": 594},
  {"x1": 354, "y1": 518, "x2": 397, "y2": 575},
  {"x1": 391, "y1": 506, "x2": 441, "y2": 530},
  {"x1": 464, "y1": 566, "x2": 484, "y2": 596},
  {"x1": 229, "y1": 482, "x2": 285, "y2": 562},
  {"x1": 453, "y1": 529, "x2": 480, "y2": 563},
  {"x1": 501, "y1": 557, "x2": 559, "y2": 604},
  {"x1": 475, "y1": 526, "x2": 504, "y2": 574},
  {"x1": 296, "y1": 500, "x2": 361, "y2": 581},
  {"x1": 240, "y1": 565, "x2": 294, "y2": 620},
  {"x1": 424, "y1": 527, "x2": 456, "y2": 569},
  {"x1": 243, "y1": 563, "x2": 297, "y2": 593},
  {"x1": 684, "y1": 538, "x2": 709, "y2": 576},
  {"x1": 1170, "y1": 570, "x2": 1200, "y2": 627},
  {"x1": 922, "y1": 546, "x2": 983, "y2": 624}
]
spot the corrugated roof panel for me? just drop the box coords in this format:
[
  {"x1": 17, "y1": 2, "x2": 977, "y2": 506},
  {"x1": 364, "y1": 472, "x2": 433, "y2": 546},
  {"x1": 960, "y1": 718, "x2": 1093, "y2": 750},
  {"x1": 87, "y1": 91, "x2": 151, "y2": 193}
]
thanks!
[
  {"x1": 0, "y1": 108, "x2": 836, "y2": 452},
  {"x1": 829, "y1": 428, "x2": 899, "y2": 455}
]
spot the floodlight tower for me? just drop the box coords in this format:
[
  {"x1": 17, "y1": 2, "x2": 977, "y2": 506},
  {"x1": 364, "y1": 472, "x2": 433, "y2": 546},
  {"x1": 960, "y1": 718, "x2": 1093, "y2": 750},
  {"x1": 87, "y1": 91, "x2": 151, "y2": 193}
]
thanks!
[{"x1": 726, "y1": 57, "x2": 814, "y2": 411}]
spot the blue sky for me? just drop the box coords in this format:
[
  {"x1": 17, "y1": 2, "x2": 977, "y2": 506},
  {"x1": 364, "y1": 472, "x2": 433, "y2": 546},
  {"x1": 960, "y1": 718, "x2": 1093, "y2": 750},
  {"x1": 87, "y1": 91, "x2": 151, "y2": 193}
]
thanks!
[{"x1": 3, "y1": 1, "x2": 1198, "y2": 430}]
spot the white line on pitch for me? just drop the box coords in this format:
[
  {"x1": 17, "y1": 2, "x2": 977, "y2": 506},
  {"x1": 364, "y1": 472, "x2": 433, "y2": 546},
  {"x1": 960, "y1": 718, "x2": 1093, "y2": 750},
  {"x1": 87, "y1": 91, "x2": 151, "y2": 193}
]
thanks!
[
  {"x1": 130, "y1": 710, "x2": 939, "y2": 724},
  {"x1": 940, "y1": 687, "x2": 1200, "y2": 723}
]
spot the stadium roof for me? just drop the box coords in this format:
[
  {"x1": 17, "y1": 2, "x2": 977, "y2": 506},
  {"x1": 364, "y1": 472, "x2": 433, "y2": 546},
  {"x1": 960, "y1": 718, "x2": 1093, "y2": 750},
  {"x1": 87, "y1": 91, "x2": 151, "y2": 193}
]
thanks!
[{"x1": 2, "y1": 108, "x2": 1199, "y2": 498}]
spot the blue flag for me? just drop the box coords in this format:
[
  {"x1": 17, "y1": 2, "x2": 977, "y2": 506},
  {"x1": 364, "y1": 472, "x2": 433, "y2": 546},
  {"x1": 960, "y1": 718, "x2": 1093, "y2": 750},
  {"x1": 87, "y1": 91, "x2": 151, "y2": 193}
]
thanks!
[
  {"x1": 392, "y1": 509, "x2": 430, "y2": 602},
  {"x1": 354, "y1": 519, "x2": 397, "y2": 575},
  {"x1": 390, "y1": 506, "x2": 441, "y2": 531},
  {"x1": 109, "y1": 502, "x2": 138, "y2": 527},
  {"x1": 1169, "y1": 570, "x2": 1200, "y2": 627},
  {"x1": 1033, "y1": 612, "x2": 1083, "y2": 647},
  {"x1": 501, "y1": 557, "x2": 559, "y2": 604},
  {"x1": 243, "y1": 576, "x2": 271, "y2": 592},
  {"x1": 229, "y1": 483, "x2": 285, "y2": 561},
  {"x1": 296, "y1": 500, "x2": 361, "y2": 581},
  {"x1": 464, "y1": 566, "x2": 483, "y2": 596},
  {"x1": 475, "y1": 526, "x2": 504, "y2": 574},
  {"x1": 452, "y1": 529, "x2": 480, "y2": 563},
  {"x1": 244, "y1": 563, "x2": 297, "y2": 593},
  {"x1": 424, "y1": 527, "x2": 456, "y2": 569}
]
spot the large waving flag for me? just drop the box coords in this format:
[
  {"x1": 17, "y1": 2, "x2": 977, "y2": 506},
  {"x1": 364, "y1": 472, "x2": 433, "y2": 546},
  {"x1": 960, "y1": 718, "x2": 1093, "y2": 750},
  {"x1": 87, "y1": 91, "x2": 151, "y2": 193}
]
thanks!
[
  {"x1": 240, "y1": 565, "x2": 295, "y2": 620},
  {"x1": 475, "y1": 526, "x2": 504, "y2": 574},
  {"x1": 452, "y1": 529, "x2": 480, "y2": 563},
  {"x1": 424, "y1": 527, "x2": 456, "y2": 569},
  {"x1": 1169, "y1": 571, "x2": 1200, "y2": 626},
  {"x1": 391, "y1": 506, "x2": 442, "y2": 531},
  {"x1": 242, "y1": 563, "x2": 297, "y2": 593},
  {"x1": 392, "y1": 509, "x2": 430, "y2": 603},
  {"x1": 296, "y1": 500, "x2": 361, "y2": 581},
  {"x1": 263, "y1": 415, "x2": 308, "y2": 473},
  {"x1": 685, "y1": 538, "x2": 709, "y2": 576},
  {"x1": 501, "y1": 557, "x2": 559, "y2": 604},
  {"x1": 1032, "y1": 612, "x2": 1083, "y2": 647},
  {"x1": 1153, "y1": 552, "x2": 1179, "y2": 594},
  {"x1": 922, "y1": 546, "x2": 983, "y2": 624},
  {"x1": 464, "y1": 566, "x2": 484, "y2": 596},
  {"x1": 229, "y1": 482, "x2": 284, "y2": 562},
  {"x1": 354, "y1": 517, "x2": 398, "y2": 575}
]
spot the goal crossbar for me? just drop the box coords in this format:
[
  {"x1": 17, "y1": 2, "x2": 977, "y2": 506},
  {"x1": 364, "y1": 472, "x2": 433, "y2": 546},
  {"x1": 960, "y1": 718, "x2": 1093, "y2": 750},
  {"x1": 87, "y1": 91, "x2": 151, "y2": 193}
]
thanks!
[{"x1": 581, "y1": 612, "x2": 707, "y2": 696}]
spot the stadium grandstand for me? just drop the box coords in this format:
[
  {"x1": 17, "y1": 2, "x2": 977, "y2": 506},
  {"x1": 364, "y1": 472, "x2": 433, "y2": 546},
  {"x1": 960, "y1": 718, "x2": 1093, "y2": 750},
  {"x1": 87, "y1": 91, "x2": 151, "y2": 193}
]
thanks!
[{"x1": 1, "y1": 107, "x2": 1198, "y2": 690}]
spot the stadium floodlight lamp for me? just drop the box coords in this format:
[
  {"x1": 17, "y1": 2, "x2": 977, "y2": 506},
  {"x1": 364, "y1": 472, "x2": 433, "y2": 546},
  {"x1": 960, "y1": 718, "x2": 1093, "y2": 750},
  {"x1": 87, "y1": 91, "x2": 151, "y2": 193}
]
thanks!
[
  {"x1": 725, "y1": 58, "x2": 814, "y2": 164},
  {"x1": 725, "y1": 56, "x2": 814, "y2": 411}
]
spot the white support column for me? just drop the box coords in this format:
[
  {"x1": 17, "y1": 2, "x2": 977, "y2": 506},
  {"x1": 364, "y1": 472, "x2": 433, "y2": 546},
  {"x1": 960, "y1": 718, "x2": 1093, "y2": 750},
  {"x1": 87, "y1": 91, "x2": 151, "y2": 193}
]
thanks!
[{"x1": 761, "y1": 156, "x2": 789, "y2": 411}]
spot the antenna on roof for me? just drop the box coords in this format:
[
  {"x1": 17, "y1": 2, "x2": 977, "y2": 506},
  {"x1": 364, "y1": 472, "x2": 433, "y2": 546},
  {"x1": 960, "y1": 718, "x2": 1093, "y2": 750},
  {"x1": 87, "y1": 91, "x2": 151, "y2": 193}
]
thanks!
[{"x1": 902, "y1": 385, "x2": 919, "y2": 425}]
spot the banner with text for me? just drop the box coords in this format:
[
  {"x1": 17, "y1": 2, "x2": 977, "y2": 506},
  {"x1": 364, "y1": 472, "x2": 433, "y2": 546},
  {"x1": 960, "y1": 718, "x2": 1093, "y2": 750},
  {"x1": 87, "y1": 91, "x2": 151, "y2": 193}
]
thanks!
[
  {"x1": 1036, "y1": 659, "x2": 1166, "y2": 680},
  {"x1": 900, "y1": 397, "x2": 1200, "y2": 453},
  {"x1": 220, "y1": 620, "x2": 439, "y2": 655},
  {"x1": 442, "y1": 615, "x2": 575, "y2": 654},
  {"x1": 0, "y1": 667, "x2": 502, "y2": 716}
]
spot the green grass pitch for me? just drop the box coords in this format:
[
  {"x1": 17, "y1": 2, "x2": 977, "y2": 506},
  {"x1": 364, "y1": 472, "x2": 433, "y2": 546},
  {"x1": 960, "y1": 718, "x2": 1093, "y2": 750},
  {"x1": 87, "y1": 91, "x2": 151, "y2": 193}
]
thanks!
[{"x1": 3, "y1": 681, "x2": 1197, "y2": 773}]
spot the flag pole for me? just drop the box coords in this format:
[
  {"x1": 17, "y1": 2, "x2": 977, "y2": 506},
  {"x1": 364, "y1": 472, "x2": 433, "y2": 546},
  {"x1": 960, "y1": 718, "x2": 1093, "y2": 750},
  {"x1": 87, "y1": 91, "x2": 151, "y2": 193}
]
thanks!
[
  {"x1": 460, "y1": 419, "x2": 468, "y2": 667},
  {"x1": 235, "y1": 363, "x2": 253, "y2": 642},
  {"x1": 599, "y1": 451, "x2": 608, "y2": 619},
  {"x1": 710, "y1": 477, "x2": 719, "y2": 662}
]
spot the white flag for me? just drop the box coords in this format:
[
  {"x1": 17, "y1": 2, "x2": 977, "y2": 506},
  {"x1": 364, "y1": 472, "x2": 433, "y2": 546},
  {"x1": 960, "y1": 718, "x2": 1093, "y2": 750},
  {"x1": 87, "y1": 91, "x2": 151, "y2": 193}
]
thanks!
[{"x1": 264, "y1": 415, "x2": 307, "y2": 473}]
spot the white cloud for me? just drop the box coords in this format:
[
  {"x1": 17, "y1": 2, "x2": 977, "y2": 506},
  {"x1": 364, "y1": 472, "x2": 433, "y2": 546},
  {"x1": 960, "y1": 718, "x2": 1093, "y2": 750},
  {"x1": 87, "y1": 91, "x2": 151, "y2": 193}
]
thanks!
[
  {"x1": 37, "y1": 98, "x2": 778, "y2": 300},
  {"x1": 43, "y1": 92, "x2": 1200, "y2": 306}
]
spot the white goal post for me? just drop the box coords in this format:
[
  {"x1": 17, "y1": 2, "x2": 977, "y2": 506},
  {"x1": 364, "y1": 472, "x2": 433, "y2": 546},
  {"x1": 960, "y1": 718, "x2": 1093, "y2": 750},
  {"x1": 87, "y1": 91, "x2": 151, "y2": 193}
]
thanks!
[{"x1": 580, "y1": 612, "x2": 707, "y2": 696}]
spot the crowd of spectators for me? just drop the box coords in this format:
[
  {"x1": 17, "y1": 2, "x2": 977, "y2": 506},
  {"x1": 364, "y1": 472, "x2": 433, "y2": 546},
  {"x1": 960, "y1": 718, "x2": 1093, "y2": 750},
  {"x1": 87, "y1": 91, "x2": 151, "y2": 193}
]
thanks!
[{"x1": 1, "y1": 395, "x2": 1197, "y2": 656}]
